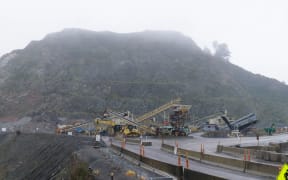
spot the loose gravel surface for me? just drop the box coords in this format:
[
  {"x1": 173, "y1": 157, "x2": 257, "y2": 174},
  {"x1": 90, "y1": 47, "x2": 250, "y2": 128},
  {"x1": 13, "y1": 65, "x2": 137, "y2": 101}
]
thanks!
[
  {"x1": 76, "y1": 146, "x2": 164, "y2": 180},
  {"x1": 0, "y1": 133, "x2": 163, "y2": 180}
]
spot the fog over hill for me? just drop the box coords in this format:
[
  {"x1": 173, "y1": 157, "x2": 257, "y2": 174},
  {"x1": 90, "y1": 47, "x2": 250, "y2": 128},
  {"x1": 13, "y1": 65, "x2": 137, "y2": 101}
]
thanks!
[{"x1": 0, "y1": 29, "x2": 288, "y2": 126}]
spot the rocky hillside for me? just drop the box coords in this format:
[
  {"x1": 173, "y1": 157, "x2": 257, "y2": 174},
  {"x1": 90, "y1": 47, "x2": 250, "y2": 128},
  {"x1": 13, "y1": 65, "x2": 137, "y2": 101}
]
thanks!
[{"x1": 0, "y1": 29, "x2": 288, "y2": 126}]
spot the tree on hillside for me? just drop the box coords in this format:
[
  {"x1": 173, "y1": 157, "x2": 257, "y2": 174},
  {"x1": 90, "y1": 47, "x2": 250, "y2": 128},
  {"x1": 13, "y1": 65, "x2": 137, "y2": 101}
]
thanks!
[{"x1": 212, "y1": 41, "x2": 231, "y2": 61}]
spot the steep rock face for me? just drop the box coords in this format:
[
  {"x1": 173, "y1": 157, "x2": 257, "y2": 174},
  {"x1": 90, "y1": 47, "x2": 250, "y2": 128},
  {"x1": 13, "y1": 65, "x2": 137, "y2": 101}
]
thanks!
[{"x1": 0, "y1": 29, "x2": 287, "y2": 126}]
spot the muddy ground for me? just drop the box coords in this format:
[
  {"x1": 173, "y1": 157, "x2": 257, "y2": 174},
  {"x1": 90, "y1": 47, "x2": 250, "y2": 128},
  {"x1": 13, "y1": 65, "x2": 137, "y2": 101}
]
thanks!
[{"x1": 0, "y1": 132, "x2": 163, "y2": 180}]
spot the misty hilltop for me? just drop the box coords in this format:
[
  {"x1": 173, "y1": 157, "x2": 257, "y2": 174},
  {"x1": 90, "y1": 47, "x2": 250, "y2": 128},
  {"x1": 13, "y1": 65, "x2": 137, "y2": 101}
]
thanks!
[{"x1": 0, "y1": 28, "x2": 288, "y2": 126}]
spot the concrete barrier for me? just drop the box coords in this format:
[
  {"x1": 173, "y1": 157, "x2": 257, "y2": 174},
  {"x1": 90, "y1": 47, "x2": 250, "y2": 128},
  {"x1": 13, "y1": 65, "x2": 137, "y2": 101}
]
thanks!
[
  {"x1": 264, "y1": 150, "x2": 278, "y2": 162},
  {"x1": 260, "y1": 151, "x2": 281, "y2": 162},
  {"x1": 281, "y1": 154, "x2": 288, "y2": 163},
  {"x1": 141, "y1": 156, "x2": 183, "y2": 179},
  {"x1": 163, "y1": 143, "x2": 279, "y2": 176},
  {"x1": 204, "y1": 150, "x2": 278, "y2": 175},
  {"x1": 219, "y1": 144, "x2": 286, "y2": 163},
  {"x1": 112, "y1": 144, "x2": 230, "y2": 180},
  {"x1": 161, "y1": 143, "x2": 174, "y2": 153},
  {"x1": 279, "y1": 142, "x2": 288, "y2": 152},
  {"x1": 113, "y1": 137, "x2": 152, "y2": 146},
  {"x1": 114, "y1": 136, "x2": 124, "y2": 142},
  {"x1": 126, "y1": 138, "x2": 141, "y2": 144},
  {"x1": 177, "y1": 148, "x2": 201, "y2": 160},
  {"x1": 111, "y1": 144, "x2": 183, "y2": 179},
  {"x1": 201, "y1": 153, "x2": 244, "y2": 169},
  {"x1": 219, "y1": 145, "x2": 257, "y2": 156},
  {"x1": 141, "y1": 141, "x2": 152, "y2": 146},
  {"x1": 247, "y1": 161, "x2": 279, "y2": 175},
  {"x1": 243, "y1": 145, "x2": 279, "y2": 152}
]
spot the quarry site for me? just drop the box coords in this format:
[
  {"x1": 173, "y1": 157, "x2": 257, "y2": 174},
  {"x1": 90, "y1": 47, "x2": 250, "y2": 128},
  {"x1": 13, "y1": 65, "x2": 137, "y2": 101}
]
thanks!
[
  {"x1": 0, "y1": 98, "x2": 287, "y2": 179},
  {"x1": 0, "y1": 15, "x2": 287, "y2": 179}
]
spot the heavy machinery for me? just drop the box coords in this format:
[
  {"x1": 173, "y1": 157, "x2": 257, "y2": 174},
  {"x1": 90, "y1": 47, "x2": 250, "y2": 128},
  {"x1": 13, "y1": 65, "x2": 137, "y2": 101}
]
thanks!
[
  {"x1": 107, "y1": 110, "x2": 147, "y2": 136},
  {"x1": 105, "y1": 98, "x2": 192, "y2": 136},
  {"x1": 169, "y1": 105, "x2": 191, "y2": 127},
  {"x1": 106, "y1": 111, "x2": 141, "y2": 137},
  {"x1": 121, "y1": 124, "x2": 140, "y2": 137},
  {"x1": 158, "y1": 126, "x2": 173, "y2": 135},
  {"x1": 264, "y1": 123, "x2": 275, "y2": 135},
  {"x1": 94, "y1": 118, "x2": 116, "y2": 136},
  {"x1": 133, "y1": 98, "x2": 191, "y2": 136},
  {"x1": 195, "y1": 111, "x2": 226, "y2": 127},
  {"x1": 221, "y1": 113, "x2": 257, "y2": 132},
  {"x1": 168, "y1": 104, "x2": 191, "y2": 136},
  {"x1": 93, "y1": 110, "x2": 139, "y2": 136}
]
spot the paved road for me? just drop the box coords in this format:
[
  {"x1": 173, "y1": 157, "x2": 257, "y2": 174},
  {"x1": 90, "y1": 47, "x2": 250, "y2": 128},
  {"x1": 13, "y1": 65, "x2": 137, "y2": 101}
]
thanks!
[
  {"x1": 106, "y1": 133, "x2": 288, "y2": 179},
  {"x1": 163, "y1": 132, "x2": 288, "y2": 153}
]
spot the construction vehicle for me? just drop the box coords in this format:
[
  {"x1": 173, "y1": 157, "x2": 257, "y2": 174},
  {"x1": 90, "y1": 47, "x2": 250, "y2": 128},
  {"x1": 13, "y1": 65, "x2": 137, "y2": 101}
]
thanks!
[
  {"x1": 193, "y1": 111, "x2": 227, "y2": 130},
  {"x1": 189, "y1": 125, "x2": 199, "y2": 133},
  {"x1": 203, "y1": 123, "x2": 220, "y2": 132},
  {"x1": 121, "y1": 124, "x2": 140, "y2": 137},
  {"x1": 221, "y1": 113, "x2": 257, "y2": 132},
  {"x1": 158, "y1": 126, "x2": 173, "y2": 135},
  {"x1": 264, "y1": 123, "x2": 275, "y2": 135},
  {"x1": 94, "y1": 118, "x2": 116, "y2": 136},
  {"x1": 171, "y1": 126, "x2": 191, "y2": 136}
]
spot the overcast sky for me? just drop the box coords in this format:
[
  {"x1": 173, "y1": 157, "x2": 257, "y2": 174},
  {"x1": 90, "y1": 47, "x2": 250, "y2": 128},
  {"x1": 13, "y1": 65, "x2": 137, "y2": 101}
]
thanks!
[{"x1": 0, "y1": 0, "x2": 287, "y2": 82}]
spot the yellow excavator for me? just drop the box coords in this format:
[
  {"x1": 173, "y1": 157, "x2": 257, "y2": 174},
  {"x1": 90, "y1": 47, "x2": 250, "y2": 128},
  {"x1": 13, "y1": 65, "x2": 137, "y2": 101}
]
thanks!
[{"x1": 121, "y1": 124, "x2": 140, "y2": 137}]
